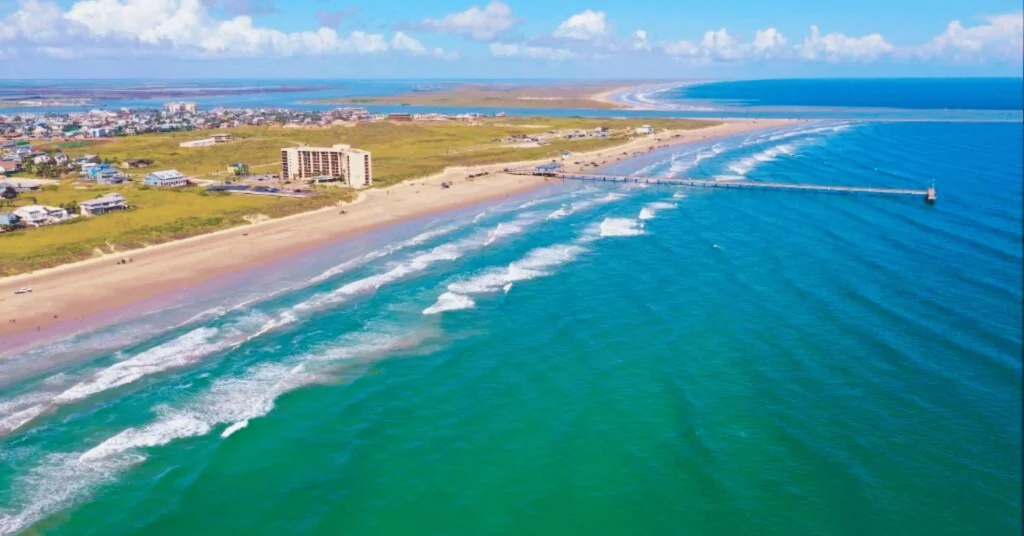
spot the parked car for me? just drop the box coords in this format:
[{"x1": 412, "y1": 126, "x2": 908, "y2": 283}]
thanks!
[{"x1": 14, "y1": 287, "x2": 32, "y2": 294}]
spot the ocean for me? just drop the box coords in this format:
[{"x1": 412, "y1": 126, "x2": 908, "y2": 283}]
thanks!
[{"x1": 0, "y1": 82, "x2": 1021, "y2": 535}]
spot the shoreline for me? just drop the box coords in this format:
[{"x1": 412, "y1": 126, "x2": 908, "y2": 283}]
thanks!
[{"x1": 0, "y1": 119, "x2": 794, "y2": 354}]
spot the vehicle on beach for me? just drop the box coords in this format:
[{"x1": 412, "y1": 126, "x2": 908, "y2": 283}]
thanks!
[{"x1": 14, "y1": 287, "x2": 32, "y2": 294}]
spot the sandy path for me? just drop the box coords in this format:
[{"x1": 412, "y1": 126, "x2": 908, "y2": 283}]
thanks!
[{"x1": 0, "y1": 119, "x2": 793, "y2": 351}]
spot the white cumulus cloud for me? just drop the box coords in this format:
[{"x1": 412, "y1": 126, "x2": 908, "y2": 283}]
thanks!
[
  {"x1": 918, "y1": 12, "x2": 1023, "y2": 63},
  {"x1": 0, "y1": 0, "x2": 448, "y2": 58},
  {"x1": 553, "y1": 10, "x2": 610, "y2": 41},
  {"x1": 797, "y1": 25, "x2": 893, "y2": 62},
  {"x1": 662, "y1": 27, "x2": 787, "y2": 61},
  {"x1": 631, "y1": 29, "x2": 650, "y2": 50},
  {"x1": 417, "y1": 1, "x2": 517, "y2": 41},
  {"x1": 752, "y1": 27, "x2": 787, "y2": 57}
]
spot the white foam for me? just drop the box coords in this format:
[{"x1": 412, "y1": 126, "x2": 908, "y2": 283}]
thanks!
[
  {"x1": 0, "y1": 404, "x2": 48, "y2": 435},
  {"x1": 503, "y1": 283, "x2": 513, "y2": 294},
  {"x1": 599, "y1": 218, "x2": 645, "y2": 237},
  {"x1": 52, "y1": 327, "x2": 225, "y2": 405},
  {"x1": 484, "y1": 222, "x2": 523, "y2": 245},
  {"x1": 546, "y1": 206, "x2": 573, "y2": 220},
  {"x1": 0, "y1": 452, "x2": 142, "y2": 535},
  {"x1": 80, "y1": 414, "x2": 211, "y2": 462},
  {"x1": 221, "y1": 420, "x2": 249, "y2": 438},
  {"x1": 0, "y1": 391, "x2": 50, "y2": 419},
  {"x1": 423, "y1": 292, "x2": 476, "y2": 315},
  {"x1": 296, "y1": 244, "x2": 464, "y2": 312},
  {"x1": 310, "y1": 224, "x2": 462, "y2": 285},
  {"x1": 79, "y1": 330, "x2": 413, "y2": 465},
  {"x1": 448, "y1": 244, "x2": 586, "y2": 296},
  {"x1": 725, "y1": 141, "x2": 804, "y2": 176},
  {"x1": 309, "y1": 250, "x2": 388, "y2": 284},
  {"x1": 667, "y1": 144, "x2": 726, "y2": 176},
  {"x1": 639, "y1": 201, "x2": 676, "y2": 220},
  {"x1": 672, "y1": 192, "x2": 687, "y2": 199}
]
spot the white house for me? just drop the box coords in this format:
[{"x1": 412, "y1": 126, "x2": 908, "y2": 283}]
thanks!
[
  {"x1": 145, "y1": 170, "x2": 188, "y2": 187},
  {"x1": 79, "y1": 193, "x2": 128, "y2": 216},
  {"x1": 635, "y1": 125, "x2": 654, "y2": 135},
  {"x1": 13, "y1": 205, "x2": 69, "y2": 226}
]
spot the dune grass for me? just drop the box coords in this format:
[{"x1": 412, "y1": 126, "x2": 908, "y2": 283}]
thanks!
[
  {"x1": 2, "y1": 117, "x2": 717, "y2": 275},
  {"x1": 0, "y1": 184, "x2": 351, "y2": 275}
]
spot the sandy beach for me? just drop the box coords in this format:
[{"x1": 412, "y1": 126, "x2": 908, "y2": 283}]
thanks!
[{"x1": 0, "y1": 118, "x2": 793, "y2": 352}]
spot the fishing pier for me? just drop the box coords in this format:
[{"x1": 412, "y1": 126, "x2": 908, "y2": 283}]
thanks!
[{"x1": 520, "y1": 164, "x2": 937, "y2": 204}]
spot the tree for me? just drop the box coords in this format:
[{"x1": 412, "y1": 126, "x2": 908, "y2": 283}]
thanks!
[{"x1": 1, "y1": 186, "x2": 17, "y2": 201}]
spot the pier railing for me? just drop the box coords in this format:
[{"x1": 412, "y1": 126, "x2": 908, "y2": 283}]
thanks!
[{"x1": 513, "y1": 169, "x2": 936, "y2": 204}]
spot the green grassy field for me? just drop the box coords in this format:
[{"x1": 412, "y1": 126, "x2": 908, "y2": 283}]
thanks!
[
  {"x1": 2, "y1": 117, "x2": 717, "y2": 275},
  {"x1": 53, "y1": 118, "x2": 711, "y2": 184},
  {"x1": 0, "y1": 183, "x2": 352, "y2": 275}
]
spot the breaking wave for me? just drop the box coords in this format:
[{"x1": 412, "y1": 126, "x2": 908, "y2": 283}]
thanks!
[
  {"x1": 598, "y1": 218, "x2": 646, "y2": 237},
  {"x1": 423, "y1": 292, "x2": 476, "y2": 315}
]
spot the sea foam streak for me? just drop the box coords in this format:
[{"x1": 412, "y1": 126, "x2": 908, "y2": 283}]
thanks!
[
  {"x1": 53, "y1": 310, "x2": 297, "y2": 406},
  {"x1": 447, "y1": 244, "x2": 587, "y2": 297},
  {"x1": 598, "y1": 218, "x2": 646, "y2": 237},
  {"x1": 423, "y1": 292, "x2": 475, "y2": 315},
  {"x1": 726, "y1": 143, "x2": 798, "y2": 176},
  {"x1": 638, "y1": 202, "x2": 677, "y2": 221},
  {"x1": 310, "y1": 224, "x2": 462, "y2": 284}
]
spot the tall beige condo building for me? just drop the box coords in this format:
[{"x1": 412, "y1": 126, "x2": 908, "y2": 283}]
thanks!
[{"x1": 280, "y1": 144, "x2": 373, "y2": 189}]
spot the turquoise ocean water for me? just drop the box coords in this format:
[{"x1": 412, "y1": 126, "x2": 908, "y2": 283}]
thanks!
[{"x1": 0, "y1": 83, "x2": 1022, "y2": 534}]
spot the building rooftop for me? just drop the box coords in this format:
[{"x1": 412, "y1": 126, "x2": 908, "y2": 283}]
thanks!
[
  {"x1": 80, "y1": 193, "x2": 126, "y2": 208},
  {"x1": 148, "y1": 170, "x2": 184, "y2": 179}
]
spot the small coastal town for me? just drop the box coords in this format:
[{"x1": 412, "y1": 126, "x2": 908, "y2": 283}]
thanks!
[{"x1": 0, "y1": 101, "x2": 659, "y2": 234}]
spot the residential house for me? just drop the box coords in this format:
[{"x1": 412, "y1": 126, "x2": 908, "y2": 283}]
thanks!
[
  {"x1": 145, "y1": 170, "x2": 188, "y2": 187},
  {"x1": 32, "y1": 154, "x2": 51, "y2": 165},
  {"x1": 0, "y1": 179, "x2": 41, "y2": 192},
  {"x1": 120, "y1": 159, "x2": 153, "y2": 169},
  {"x1": 0, "y1": 212, "x2": 21, "y2": 230},
  {"x1": 13, "y1": 205, "x2": 69, "y2": 227},
  {"x1": 85, "y1": 165, "x2": 126, "y2": 184},
  {"x1": 87, "y1": 127, "x2": 112, "y2": 138},
  {"x1": 79, "y1": 193, "x2": 128, "y2": 216},
  {"x1": 0, "y1": 160, "x2": 19, "y2": 175},
  {"x1": 635, "y1": 125, "x2": 654, "y2": 135}
]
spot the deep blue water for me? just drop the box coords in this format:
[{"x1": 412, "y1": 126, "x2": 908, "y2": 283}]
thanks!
[
  {"x1": 0, "y1": 119, "x2": 1020, "y2": 535},
  {"x1": 679, "y1": 78, "x2": 1024, "y2": 111}
]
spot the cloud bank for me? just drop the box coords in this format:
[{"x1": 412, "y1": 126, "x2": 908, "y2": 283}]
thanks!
[{"x1": 0, "y1": 1, "x2": 1020, "y2": 70}]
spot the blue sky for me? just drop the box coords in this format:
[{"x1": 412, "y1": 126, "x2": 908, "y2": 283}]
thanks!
[{"x1": 0, "y1": 0, "x2": 1021, "y2": 78}]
